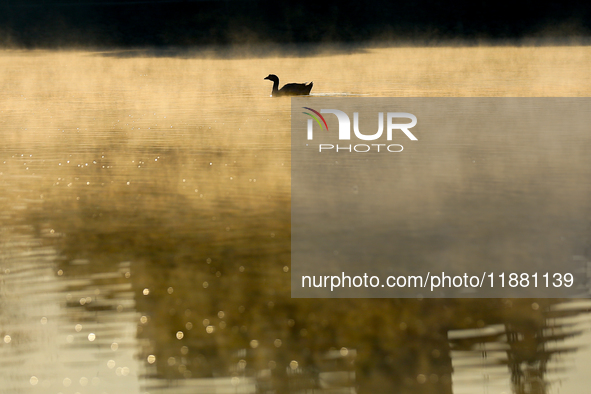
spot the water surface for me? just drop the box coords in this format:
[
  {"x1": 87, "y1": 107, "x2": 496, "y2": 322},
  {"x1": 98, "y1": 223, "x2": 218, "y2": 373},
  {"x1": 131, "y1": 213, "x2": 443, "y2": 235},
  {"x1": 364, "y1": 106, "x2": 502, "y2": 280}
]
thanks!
[{"x1": 1, "y1": 45, "x2": 591, "y2": 393}]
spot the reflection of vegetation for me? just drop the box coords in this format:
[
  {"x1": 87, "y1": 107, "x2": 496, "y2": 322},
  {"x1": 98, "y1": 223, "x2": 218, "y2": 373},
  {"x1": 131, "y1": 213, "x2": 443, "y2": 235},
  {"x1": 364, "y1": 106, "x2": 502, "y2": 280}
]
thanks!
[
  {"x1": 504, "y1": 303, "x2": 585, "y2": 394},
  {"x1": 448, "y1": 299, "x2": 589, "y2": 394},
  {"x1": 4, "y1": 49, "x2": 590, "y2": 394},
  {"x1": 28, "y1": 164, "x2": 588, "y2": 394}
]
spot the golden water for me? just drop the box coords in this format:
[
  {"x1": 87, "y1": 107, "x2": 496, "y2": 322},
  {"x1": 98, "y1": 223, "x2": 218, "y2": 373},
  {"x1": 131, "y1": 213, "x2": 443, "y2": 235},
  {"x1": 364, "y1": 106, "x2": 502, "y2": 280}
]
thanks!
[{"x1": 1, "y1": 45, "x2": 591, "y2": 393}]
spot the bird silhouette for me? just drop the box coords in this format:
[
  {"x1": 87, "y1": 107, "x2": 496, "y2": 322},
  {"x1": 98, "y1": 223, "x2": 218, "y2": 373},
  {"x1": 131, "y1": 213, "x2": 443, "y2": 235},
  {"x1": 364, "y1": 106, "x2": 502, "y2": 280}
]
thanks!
[{"x1": 264, "y1": 74, "x2": 313, "y2": 97}]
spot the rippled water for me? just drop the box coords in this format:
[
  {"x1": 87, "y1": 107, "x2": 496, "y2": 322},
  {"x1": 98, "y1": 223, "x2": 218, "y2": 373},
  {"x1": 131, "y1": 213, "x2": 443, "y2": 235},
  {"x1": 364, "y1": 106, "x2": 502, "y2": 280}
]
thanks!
[{"x1": 1, "y1": 45, "x2": 591, "y2": 393}]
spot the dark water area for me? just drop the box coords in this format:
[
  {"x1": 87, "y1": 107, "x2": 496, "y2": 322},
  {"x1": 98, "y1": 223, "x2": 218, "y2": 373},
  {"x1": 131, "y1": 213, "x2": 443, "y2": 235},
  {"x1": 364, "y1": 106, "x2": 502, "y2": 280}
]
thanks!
[
  {"x1": 1, "y1": 47, "x2": 591, "y2": 393},
  {"x1": 0, "y1": 0, "x2": 590, "y2": 48}
]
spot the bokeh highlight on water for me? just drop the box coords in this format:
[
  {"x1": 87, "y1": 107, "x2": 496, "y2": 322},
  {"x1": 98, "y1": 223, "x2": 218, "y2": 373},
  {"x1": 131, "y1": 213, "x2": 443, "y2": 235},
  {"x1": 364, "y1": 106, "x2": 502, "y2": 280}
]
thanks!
[{"x1": 1, "y1": 46, "x2": 591, "y2": 393}]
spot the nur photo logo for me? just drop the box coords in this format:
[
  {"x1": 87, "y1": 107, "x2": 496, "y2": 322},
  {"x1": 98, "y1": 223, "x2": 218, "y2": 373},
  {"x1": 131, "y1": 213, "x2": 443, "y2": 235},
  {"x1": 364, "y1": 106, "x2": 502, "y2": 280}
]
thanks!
[{"x1": 302, "y1": 107, "x2": 418, "y2": 153}]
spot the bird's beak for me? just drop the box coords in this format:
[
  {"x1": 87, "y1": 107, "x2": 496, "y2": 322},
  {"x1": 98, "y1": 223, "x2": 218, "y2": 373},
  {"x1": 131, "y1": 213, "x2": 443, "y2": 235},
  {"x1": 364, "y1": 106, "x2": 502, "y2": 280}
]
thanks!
[{"x1": 264, "y1": 76, "x2": 269, "y2": 80}]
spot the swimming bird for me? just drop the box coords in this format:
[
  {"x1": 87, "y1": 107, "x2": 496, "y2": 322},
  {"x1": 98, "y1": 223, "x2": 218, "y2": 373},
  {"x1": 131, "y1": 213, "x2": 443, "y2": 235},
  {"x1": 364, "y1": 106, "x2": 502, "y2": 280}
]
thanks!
[{"x1": 264, "y1": 74, "x2": 313, "y2": 97}]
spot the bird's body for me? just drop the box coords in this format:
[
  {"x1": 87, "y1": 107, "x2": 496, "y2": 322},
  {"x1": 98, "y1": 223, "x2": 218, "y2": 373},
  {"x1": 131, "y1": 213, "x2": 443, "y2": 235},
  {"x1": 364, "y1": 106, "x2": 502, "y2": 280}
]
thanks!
[{"x1": 264, "y1": 74, "x2": 313, "y2": 97}]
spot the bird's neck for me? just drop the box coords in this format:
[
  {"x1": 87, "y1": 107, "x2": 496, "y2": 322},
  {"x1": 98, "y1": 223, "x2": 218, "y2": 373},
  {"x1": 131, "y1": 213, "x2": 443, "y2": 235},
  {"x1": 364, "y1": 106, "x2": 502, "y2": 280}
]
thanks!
[{"x1": 272, "y1": 80, "x2": 279, "y2": 95}]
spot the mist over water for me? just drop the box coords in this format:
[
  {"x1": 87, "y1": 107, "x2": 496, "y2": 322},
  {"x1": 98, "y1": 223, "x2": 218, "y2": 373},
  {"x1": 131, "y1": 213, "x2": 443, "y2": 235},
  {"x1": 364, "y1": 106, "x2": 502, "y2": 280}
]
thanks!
[{"x1": 1, "y1": 45, "x2": 591, "y2": 393}]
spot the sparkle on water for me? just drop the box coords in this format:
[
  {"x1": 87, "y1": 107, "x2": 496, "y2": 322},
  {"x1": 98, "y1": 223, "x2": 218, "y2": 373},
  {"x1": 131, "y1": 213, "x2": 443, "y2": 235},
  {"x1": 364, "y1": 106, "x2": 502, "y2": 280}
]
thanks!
[{"x1": 1, "y1": 44, "x2": 591, "y2": 394}]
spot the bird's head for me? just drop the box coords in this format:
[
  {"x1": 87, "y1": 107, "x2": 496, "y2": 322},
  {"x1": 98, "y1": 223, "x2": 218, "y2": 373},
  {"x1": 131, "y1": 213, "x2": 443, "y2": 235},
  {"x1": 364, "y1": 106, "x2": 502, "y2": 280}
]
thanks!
[{"x1": 264, "y1": 74, "x2": 279, "y2": 82}]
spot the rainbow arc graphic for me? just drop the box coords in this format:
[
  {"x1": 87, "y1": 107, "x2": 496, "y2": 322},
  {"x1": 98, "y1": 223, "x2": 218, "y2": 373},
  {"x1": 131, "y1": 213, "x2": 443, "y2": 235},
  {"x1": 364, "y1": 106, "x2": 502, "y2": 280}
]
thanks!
[{"x1": 302, "y1": 107, "x2": 328, "y2": 131}]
